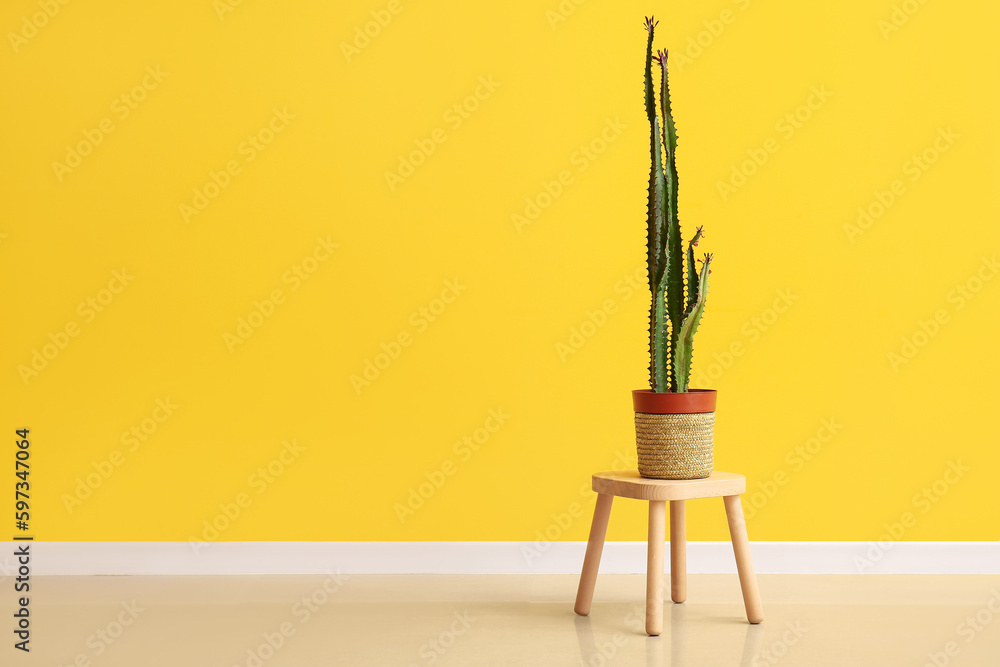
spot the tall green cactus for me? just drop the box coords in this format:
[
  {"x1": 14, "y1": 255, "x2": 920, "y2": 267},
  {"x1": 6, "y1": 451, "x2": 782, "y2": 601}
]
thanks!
[{"x1": 643, "y1": 17, "x2": 713, "y2": 393}]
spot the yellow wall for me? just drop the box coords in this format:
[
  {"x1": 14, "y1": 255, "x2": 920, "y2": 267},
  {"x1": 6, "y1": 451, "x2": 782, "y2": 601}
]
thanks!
[{"x1": 2, "y1": 0, "x2": 998, "y2": 543}]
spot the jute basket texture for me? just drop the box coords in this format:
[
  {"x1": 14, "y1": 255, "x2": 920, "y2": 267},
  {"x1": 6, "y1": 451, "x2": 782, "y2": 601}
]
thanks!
[{"x1": 635, "y1": 411, "x2": 714, "y2": 479}]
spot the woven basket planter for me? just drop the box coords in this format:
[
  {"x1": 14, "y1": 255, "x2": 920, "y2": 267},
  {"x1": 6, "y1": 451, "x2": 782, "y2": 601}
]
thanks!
[{"x1": 632, "y1": 389, "x2": 717, "y2": 480}]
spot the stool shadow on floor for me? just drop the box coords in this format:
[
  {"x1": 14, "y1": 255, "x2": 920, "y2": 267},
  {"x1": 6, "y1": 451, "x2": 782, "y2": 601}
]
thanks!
[{"x1": 574, "y1": 603, "x2": 766, "y2": 666}]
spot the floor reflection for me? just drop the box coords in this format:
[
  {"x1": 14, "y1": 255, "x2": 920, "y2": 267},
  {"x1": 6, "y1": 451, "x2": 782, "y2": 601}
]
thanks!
[{"x1": 574, "y1": 601, "x2": 765, "y2": 667}]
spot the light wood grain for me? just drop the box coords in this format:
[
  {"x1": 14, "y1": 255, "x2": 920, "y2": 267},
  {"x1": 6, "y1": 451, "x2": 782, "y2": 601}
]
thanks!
[
  {"x1": 723, "y1": 494, "x2": 764, "y2": 624},
  {"x1": 646, "y1": 500, "x2": 666, "y2": 636},
  {"x1": 574, "y1": 493, "x2": 613, "y2": 616},
  {"x1": 575, "y1": 469, "x2": 762, "y2": 634},
  {"x1": 670, "y1": 500, "x2": 686, "y2": 604},
  {"x1": 592, "y1": 470, "x2": 746, "y2": 501}
]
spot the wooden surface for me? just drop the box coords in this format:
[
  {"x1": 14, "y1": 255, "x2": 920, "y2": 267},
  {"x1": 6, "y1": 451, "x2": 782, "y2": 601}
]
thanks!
[
  {"x1": 646, "y1": 500, "x2": 666, "y2": 636},
  {"x1": 592, "y1": 470, "x2": 746, "y2": 501},
  {"x1": 576, "y1": 469, "x2": 763, "y2": 635},
  {"x1": 574, "y1": 493, "x2": 613, "y2": 616},
  {"x1": 723, "y1": 495, "x2": 764, "y2": 624},
  {"x1": 670, "y1": 500, "x2": 686, "y2": 604}
]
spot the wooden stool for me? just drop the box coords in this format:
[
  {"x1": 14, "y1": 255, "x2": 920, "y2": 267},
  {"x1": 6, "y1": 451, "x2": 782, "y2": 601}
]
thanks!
[{"x1": 574, "y1": 470, "x2": 763, "y2": 635}]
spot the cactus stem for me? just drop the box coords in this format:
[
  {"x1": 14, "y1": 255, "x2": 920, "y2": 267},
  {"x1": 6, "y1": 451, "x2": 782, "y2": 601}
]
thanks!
[{"x1": 641, "y1": 18, "x2": 712, "y2": 393}]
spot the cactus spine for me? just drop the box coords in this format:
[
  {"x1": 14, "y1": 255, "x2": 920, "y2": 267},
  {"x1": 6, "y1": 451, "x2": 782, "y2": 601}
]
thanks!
[{"x1": 643, "y1": 17, "x2": 713, "y2": 393}]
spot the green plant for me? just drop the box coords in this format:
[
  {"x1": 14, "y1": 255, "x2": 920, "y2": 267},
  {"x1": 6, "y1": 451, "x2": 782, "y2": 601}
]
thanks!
[{"x1": 643, "y1": 16, "x2": 713, "y2": 393}]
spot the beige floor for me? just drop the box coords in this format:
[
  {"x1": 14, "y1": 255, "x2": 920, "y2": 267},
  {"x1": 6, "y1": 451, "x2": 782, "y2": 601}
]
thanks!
[{"x1": 14, "y1": 574, "x2": 1000, "y2": 666}]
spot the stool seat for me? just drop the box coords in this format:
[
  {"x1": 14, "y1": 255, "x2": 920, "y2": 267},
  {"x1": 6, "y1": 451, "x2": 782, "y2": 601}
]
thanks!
[
  {"x1": 575, "y1": 468, "x2": 763, "y2": 635},
  {"x1": 592, "y1": 470, "x2": 746, "y2": 501}
]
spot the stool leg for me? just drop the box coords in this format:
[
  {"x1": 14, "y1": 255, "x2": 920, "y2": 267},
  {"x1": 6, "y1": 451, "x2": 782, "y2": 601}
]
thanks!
[
  {"x1": 575, "y1": 493, "x2": 613, "y2": 616},
  {"x1": 646, "y1": 499, "x2": 666, "y2": 636},
  {"x1": 723, "y1": 494, "x2": 764, "y2": 624},
  {"x1": 670, "y1": 500, "x2": 686, "y2": 603}
]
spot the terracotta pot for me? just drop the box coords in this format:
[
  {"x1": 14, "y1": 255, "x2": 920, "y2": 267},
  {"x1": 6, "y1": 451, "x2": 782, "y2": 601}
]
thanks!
[{"x1": 632, "y1": 389, "x2": 716, "y2": 480}]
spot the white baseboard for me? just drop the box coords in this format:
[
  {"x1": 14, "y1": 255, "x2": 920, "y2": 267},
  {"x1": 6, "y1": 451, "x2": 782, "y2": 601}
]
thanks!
[{"x1": 2, "y1": 541, "x2": 998, "y2": 576}]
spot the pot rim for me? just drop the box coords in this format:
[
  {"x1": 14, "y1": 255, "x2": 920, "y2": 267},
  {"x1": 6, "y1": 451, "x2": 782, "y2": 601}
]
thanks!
[{"x1": 632, "y1": 388, "x2": 717, "y2": 414}]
